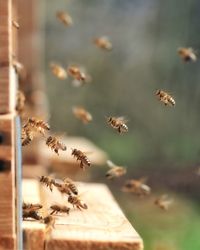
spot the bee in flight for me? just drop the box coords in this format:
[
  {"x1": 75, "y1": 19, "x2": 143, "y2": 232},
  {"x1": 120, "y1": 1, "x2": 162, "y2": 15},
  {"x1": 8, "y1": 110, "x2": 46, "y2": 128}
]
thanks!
[
  {"x1": 50, "y1": 62, "x2": 68, "y2": 80},
  {"x1": 67, "y1": 65, "x2": 91, "y2": 86},
  {"x1": 21, "y1": 127, "x2": 33, "y2": 147},
  {"x1": 72, "y1": 106, "x2": 92, "y2": 124},
  {"x1": 23, "y1": 117, "x2": 50, "y2": 136},
  {"x1": 54, "y1": 177, "x2": 78, "y2": 196},
  {"x1": 38, "y1": 175, "x2": 56, "y2": 192},
  {"x1": 46, "y1": 136, "x2": 67, "y2": 155},
  {"x1": 177, "y1": 47, "x2": 197, "y2": 62},
  {"x1": 155, "y1": 90, "x2": 175, "y2": 107},
  {"x1": 63, "y1": 178, "x2": 78, "y2": 195},
  {"x1": 56, "y1": 11, "x2": 73, "y2": 27},
  {"x1": 71, "y1": 148, "x2": 91, "y2": 170},
  {"x1": 43, "y1": 215, "x2": 56, "y2": 234},
  {"x1": 106, "y1": 160, "x2": 127, "y2": 179},
  {"x1": 50, "y1": 204, "x2": 70, "y2": 215},
  {"x1": 122, "y1": 178, "x2": 151, "y2": 197},
  {"x1": 107, "y1": 116, "x2": 128, "y2": 134},
  {"x1": 94, "y1": 36, "x2": 112, "y2": 51},
  {"x1": 68, "y1": 194, "x2": 88, "y2": 210},
  {"x1": 154, "y1": 194, "x2": 173, "y2": 211}
]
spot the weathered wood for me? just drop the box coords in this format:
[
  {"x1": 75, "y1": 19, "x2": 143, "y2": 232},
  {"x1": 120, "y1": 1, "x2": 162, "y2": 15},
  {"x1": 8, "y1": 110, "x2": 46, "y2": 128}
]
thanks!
[
  {"x1": 0, "y1": 114, "x2": 18, "y2": 249},
  {"x1": 22, "y1": 179, "x2": 46, "y2": 250}
]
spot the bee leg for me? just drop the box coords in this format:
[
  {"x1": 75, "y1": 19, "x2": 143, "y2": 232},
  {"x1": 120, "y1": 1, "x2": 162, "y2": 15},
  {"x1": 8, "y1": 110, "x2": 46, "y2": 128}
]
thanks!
[{"x1": 50, "y1": 210, "x2": 55, "y2": 215}]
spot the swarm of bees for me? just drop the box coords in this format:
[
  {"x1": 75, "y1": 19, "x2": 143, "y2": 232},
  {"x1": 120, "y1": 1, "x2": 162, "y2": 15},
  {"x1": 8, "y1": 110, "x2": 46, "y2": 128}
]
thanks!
[
  {"x1": 50, "y1": 62, "x2": 68, "y2": 80},
  {"x1": 94, "y1": 36, "x2": 112, "y2": 51},
  {"x1": 155, "y1": 90, "x2": 175, "y2": 107},
  {"x1": 56, "y1": 11, "x2": 73, "y2": 27},
  {"x1": 107, "y1": 116, "x2": 128, "y2": 134},
  {"x1": 106, "y1": 160, "x2": 127, "y2": 179},
  {"x1": 72, "y1": 106, "x2": 93, "y2": 124}
]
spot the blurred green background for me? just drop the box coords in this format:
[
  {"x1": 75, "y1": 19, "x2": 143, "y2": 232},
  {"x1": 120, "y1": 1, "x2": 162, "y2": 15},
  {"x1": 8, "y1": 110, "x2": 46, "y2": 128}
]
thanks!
[{"x1": 43, "y1": 0, "x2": 200, "y2": 249}]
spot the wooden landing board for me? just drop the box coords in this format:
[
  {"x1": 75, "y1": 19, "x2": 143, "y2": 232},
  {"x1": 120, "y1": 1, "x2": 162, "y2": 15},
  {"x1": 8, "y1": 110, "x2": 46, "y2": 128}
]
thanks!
[{"x1": 23, "y1": 179, "x2": 143, "y2": 250}]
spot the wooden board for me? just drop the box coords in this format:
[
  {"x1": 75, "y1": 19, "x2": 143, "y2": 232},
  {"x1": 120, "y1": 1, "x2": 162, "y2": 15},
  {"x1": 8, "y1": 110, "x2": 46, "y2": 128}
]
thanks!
[{"x1": 23, "y1": 179, "x2": 143, "y2": 250}]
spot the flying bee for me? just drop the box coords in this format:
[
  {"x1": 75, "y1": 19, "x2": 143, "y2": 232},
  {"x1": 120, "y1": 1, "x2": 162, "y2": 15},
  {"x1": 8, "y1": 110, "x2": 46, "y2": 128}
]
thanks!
[
  {"x1": 67, "y1": 65, "x2": 91, "y2": 86},
  {"x1": 177, "y1": 47, "x2": 197, "y2": 62},
  {"x1": 23, "y1": 210, "x2": 42, "y2": 221},
  {"x1": 43, "y1": 215, "x2": 56, "y2": 234},
  {"x1": 94, "y1": 36, "x2": 112, "y2": 51},
  {"x1": 56, "y1": 11, "x2": 73, "y2": 27},
  {"x1": 12, "y1": 20, "x2": 19, "y2": 29},
  {"x1": 68, "y1": 194, "x2": 88, "y2": 210},
  {"x1": 154, "y1": 195, "x2": 173, "y2": 211},
  {"x1": 72, "y1": 106, "x2": 92, "y2": 124},
  {"x1": 155, "y1": 90, "x2": 175, "y2": 107},
  {"x1": 21, "y1": 127, "x2": 34, "y2": 147},
  {"x1": 23, "y1": 202, "x2": 43, "y2": 213},
  {"x1": 71, "y1": 148, "x2": 91, "y2": 170},
  {"x1": 122, "y1": 178, "x2": 151, "y2": 197},
  {"x1": 106, "y1": 160, "x2": 127, "y2": 179},
  {"x1": 55, "y1": 182, "x2": 72, "y2": 196},
  {"x1": 23, "y1": 117, "x2": 50, "y2": 136},
  {"x1": 50, "y1": 62, "x2": 68, "y2": 80},
  {"x1": 63, "y1": 178, "x2": 78, "y2": 195},
  {"x1": 50, "y1": 204, "x2": 70, "y2": 215},
  {"x1": 46, "y1": 136, "x2": 67, "y2": 155},
  {"x1": 107, "y1": 116, "x2": 128, "y2": 134},
  {"x1": 16, "y1": 90, "x2": 25, "y2": 116},
  {"x1": 39, "y1": 175, "x2": 56, "y2": 192}
]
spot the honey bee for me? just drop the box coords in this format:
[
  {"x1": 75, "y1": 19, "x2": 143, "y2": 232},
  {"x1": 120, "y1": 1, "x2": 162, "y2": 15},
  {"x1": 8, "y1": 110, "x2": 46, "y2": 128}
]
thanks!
[
  {"x1": 39, "y1": 175, "x2": 56, "y2": 192},
  {"x1": 50, "y1": 204, "x2": 70, "y2": 215},
  {"x1": 68, "y1": 194, "x2": 88, "y2": 210},
  {"x1": 72, "y1": 106, "x2": 92, "y2": 124},
  {"x1": 16, "y1": 90, "x2": 25, "y2": 116},
  {"x1": 43, "y1": 215, "x2": 56, "y2": 233},
  {"x1": 122, "y1": 178, "x2": 151, "y2": 196},
  {"x1": 56, "y1": 11, "x2": 73, "y2": 26},
  {"x1": 106, "y1": 160, "x2": 127, "y2": 179},
  {"x1": 154, "y1": 195, "x2": 173, "y2": 211},
  {"x1": 23, "y1": 210, "x2": 42, "y2": 220},
  {"x1": 55, "y1": 182, "x2": 72, "y2": 196},
  {"x1": 63, "y1": 178, "x2": 78, "y2": 195},
  {"x1": 23, "y1": 202, "x2": 43, "y2": 213},
  {"x1": 71, "y1": 148, "x2": 91, "y2": 169},
  {"x1": 107, "y1": 116, "x2": 128, "y2": 134},
  {"x1": 67, "y1": 65, "x2": 91, "y2": 86},
  {"x1": 12, "y1": 20, "x2": 20, "y2": 29},
  {"x1": 46, "y1": 136, "x2": 67, "y2": 155},
  {"x1": 23, "y1": 117, "x2": 50, "y2": 136},
  {"x1": 155, "y1": 90, "x2": 175, "y2": 106},
  {"x1": 94, "y1": 36, "x2": 112, "y2": 51},
  {"x1": 21, "y1": 128, "x2": 33, "y2": 146},
  {"x1": 177, "y1": 47, "x2": 197, "y2": 62},
  {"x1": 50, "y1": 62, "x2": 68, "y2": 80}
]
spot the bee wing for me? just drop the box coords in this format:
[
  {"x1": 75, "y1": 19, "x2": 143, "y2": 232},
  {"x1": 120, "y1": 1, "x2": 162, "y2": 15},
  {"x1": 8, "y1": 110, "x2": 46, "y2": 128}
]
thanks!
[
  {"x1": 106, "y1": 160, "x2": 116, "y2": 168},
  {"x1": 117, "y1": 116, "x2": 128, "y2": 123}
]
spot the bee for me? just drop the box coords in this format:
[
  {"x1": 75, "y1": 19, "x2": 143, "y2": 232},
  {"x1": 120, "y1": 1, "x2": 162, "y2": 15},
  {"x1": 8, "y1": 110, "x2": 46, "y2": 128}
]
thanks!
[
  {"x1": 55, "y1": 182, "x2": 72, "y2": 196},
  {"x1": 50, "y1": 62, "x2": 68, "y2": 80},
  {"x1": 72, "y1": 106, "x2": 92, "y2": 124},
  {"x1": 12, "y1": 20, "x2": 20, "y2": 29},
  {"x1": 106, "y1": 160, "x2": 127, "y2": 179},
  {"x1": 68, "y1": 194, "x2": 88, "y2": 210},
  {"x1": 23, "y1": 210, "x2": 42, "y2": 220},
  {"x1": 39, "y1": 175, "x2": 56, "y2": 192},
  {"x1": 67, "y1": 65, "x2": 91, "y2": 86},
  {"x1": 154, "y1": 195, "x2": 173, "y2": 211},
  {"x1": 71, "y1": 148, "x2": 91, "y2": 169},
  {"x1": 21, "y1": 128, "x2": 33, "y2": 146},
  {"x1": 94, "y1": 36, "x2": 112, "y2": 51},
  {"x1": 122, "y1": 178, "x2": 151, "y2": 196},
  {"x1": 43, "y1": 215, "x2": 56, "y2": 233},
  {"x1": 177, "y1": 47, "x2": 197, "y2": 62},
  {"x1": 56, "y1": 11, "x2": 73, "y2": 27},
  {"x1": 12, "y1": 60, "x2": 24, "y2": 75},
  {"x1": 23, "y1": 202, "x2": 43, "y2": 213},
  {"x1": 46, "y1": 136, "x2": 67, "y2": 155},
  {"x1": 155, "y1": 90, "x2": 175, "y2": 106},
  {"x1": 16, "y1": 90, "x2": 25, "y2": 116},
  {"x1": 50, "y1": 204, "x2": 70, "y2": 215},
  {"x1": 63, "y1": 178, "x2": 78, "y2": 195},
  {"x1": 23, "y1": 117, "x2": 50, "y2": 136},
  {"x1": 107, "y1": 116, "x2": 128, "y2": 134}
]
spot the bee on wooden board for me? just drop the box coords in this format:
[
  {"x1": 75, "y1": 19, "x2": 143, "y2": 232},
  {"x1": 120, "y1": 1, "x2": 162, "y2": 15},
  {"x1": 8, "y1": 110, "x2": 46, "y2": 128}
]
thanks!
[
  {"x1": 46, "y1": 136, "x2": 67, "y2": 155},
  {"x1": 67, "y1": 65, "x2": 91, "y2": 86},
  {"x1": 106, "y1": 160, "x2": 127, "y2": 180},
  {"x1": 154, "y1": 195, "x2": 173, "y2": 211},
  {"x1": 177, "y1": 47, "x2": 197, "y2": 62},
  {"x1": 94, "y1": 36, "x2": 112, "y2": 51},
  {"x1": 71, "y1": 148, "x2": 91, "y2": 170},
  {"x1": 122, "y1": 178, "x2": 151, "y2": 197},
  {"x1": 43, "y1": 215, "x2": 56, "y2": 233},
  {"x1": 16, "y1": 90, "x2": 25, "y2": 116},
  {"x1": 39, "y1": 175, "x2": 56, "y2": 192},
  {"x1": 23, "y1": 210, "x2": 42, "y2": 220},
  {"x1": 72, "y1": 106, "x2": 92, "y2": 124},
  {"x1": 68, "y1": 194, "x2": 88, "y2": 210},
  {"x1": 155, "y1": 90, "x2": 175, "y2": 107},
  {"x1": 50, "y1": 62, "x2": 68, "y2": 80},
  {"x1": 56, "y1": 11, "x2": 73, "y2": 27},
  {"x1": 23, "y1": 117, "x2": 50, "y2": 136},
  {"x1": 107, "y1": 116, "x2": 128, "y2": 134},
  {"x1": 50, "y1": 204, "x2": 70, "y2": 215},
  {"x1": 12, "y1": 20, "x2": 20, "y2": 29}
]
